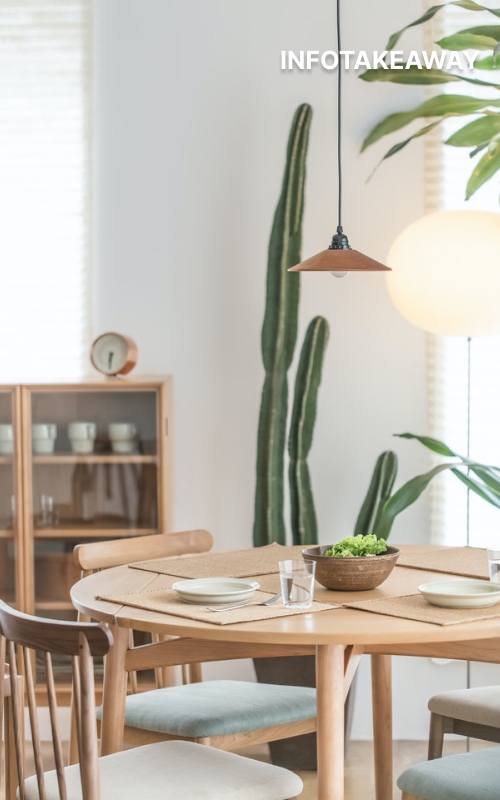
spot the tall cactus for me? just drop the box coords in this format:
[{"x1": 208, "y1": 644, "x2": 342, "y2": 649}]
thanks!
[
  {"x1": 354, "y1": 451, "x2": 398, "y2": 538},
  {"x1": 253, "y1": 103, "x2": 313, "y2": 547},
  {"x1": 288, "y1": 316, "x2": 329, "y2": 545}
]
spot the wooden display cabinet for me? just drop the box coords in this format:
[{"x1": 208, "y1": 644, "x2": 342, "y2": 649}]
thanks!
[{"x1": 0, "y1": 377, "x2": 170, "y2": 694}]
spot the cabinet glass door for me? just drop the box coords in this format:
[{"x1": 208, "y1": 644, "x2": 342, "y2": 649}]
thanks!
[
  {"x1": 24, "y1": 385, "x2": 164, "y2": 625},
  {"x1": 0, "y1": 390, "x2": 20, "y2": 606}
]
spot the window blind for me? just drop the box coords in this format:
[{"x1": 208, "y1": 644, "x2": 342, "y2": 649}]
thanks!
[
  {"x1": 0, "y1": 0, "x2": 91, "y2": 380},
  {"x1": 425, "y1": 2, "x2": 500, "y2": 547}
]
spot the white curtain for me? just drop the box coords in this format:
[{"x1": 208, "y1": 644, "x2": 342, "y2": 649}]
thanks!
[
  {"x1": 426, "y1": 3, "x2": 500, "y2": 547},
  {"x1": 0, "y1": 0, "x2": 91, "y2": 380}
]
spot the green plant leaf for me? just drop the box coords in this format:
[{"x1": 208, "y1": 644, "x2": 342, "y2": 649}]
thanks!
[
  {"x1": 360, "y1": 67, "x2": 461, "y2": 86},
  {"x1": 446, "y1": 114, "x2": 500, "y2": 145},
  {"x1": 386, "y1": 2, "x2": 500, "y2": 50},
  {"x1": 451, "y1": 468, "x2": 500, "y2": 507},
  {"x1": 375, "y1": 463, "x2": 462, "y2": 540},
  {"x1": 395, "y1": 432, "x2": 500, "y2": 494},
  {"x1": 466, "y1": 140, "x2": 500, "y2": 197},
  {"x1": 369, "y1": 120, "x2": 445, "y2": 176},
  {"x1": 360, "y1": 66, "x2": 500, "y2": 90},
  {"x1": 475, "y1": 53, "x2": 500, "y2": 69},
  {"x1": 361, "y1": 94, "x2": 500, "y2": 150},
  {"x1": 438, "y1": 31, "x2": 499, "y2": 49},
  {"x1": 458, "y1": 24, "x2": 500, "y2": 39}
]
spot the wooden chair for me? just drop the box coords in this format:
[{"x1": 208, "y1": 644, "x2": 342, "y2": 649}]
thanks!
[
  {"x1": 72, "y1": 530, "x2": 318, "y2": 755},
  {"x1": 427, "y1": 686, "x2": 500, "y2": 760},
  {"x1": 0, "y1": 600, "x2": 303, "y2": 800}
]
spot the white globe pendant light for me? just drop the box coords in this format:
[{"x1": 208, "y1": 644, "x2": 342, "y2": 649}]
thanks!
[{"x1": 386, "y1": 210, "x2": 500, "y2": 337}]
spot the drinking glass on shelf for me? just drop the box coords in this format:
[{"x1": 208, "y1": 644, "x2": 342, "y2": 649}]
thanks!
[
  {"x1": 487, "y1": 548, "x2": 500, "y2": 583},
  {"x1": 279, "y1": 559, "x2": 316, "y2": 609},
  {"x1": 37, "y1": 494, "x2": 59, "y2": 528}
]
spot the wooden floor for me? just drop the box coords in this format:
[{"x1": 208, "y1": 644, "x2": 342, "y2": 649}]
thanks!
[{"x1": 9, "y1": 739, "x2": 490, "y2": 799}]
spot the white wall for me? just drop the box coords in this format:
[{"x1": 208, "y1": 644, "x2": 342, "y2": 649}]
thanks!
[{"x1": 92, "y1": 0, "x2": 472, "y2": 739}]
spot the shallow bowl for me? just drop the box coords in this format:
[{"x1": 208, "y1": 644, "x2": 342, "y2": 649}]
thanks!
[
  {"x1": 419, "y1": 579, "x2": 500, "y2": 608},
  {"x1": 172, "y1": 577, "x2": 260, "y2": 605},
  {"x1": 302, "y1": 545, "x2": 399, "y2": 591}
]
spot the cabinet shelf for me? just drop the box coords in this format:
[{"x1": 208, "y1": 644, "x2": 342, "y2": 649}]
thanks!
[
  {"x1": 36, "y1": 600, "x2": 75, "y2": 611},
  {"x1": 34, "y1": 527, "x2": 158, "y2": 539},
  {"x1": 33, "y1": 453, "x2": 158, "y2": 465}
]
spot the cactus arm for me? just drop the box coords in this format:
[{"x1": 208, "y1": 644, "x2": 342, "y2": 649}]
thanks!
[
  {"x1": 354, "y1": 451, "x2": 398, "y2": 538},
  {"x1": 253, "y1": 103, "x2": 313, "y2": 547},
  {"x1": 288, "y1": 316, "x2": 330, "y2": 546}
]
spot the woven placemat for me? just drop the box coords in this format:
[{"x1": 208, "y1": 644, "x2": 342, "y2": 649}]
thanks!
[
  {"x1": 97, "y1": 588, "x2": 338, "y2": 626},
  {"x1": 345, "y1": 593, "x2": 500, "y2": 626},
  {"x1": 397, "y1": 546, "x2": 488, "y2": 579},
  {"x1": 129, "y1": 543, "x2": 302, "y2": 579}
]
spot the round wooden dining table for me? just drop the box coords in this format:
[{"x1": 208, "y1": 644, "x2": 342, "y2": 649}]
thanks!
[{"x1": 70, "y1": 544, "x2": 500, "y2": 800}]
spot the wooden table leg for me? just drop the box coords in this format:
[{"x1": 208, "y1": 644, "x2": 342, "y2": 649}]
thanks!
[
  {"x1": 371, "y1": 654, "x2": 393, "y2": 800},
  {"x1": 316, "y1": 644, "x2": 345, "y2": 800},
  {"x1": 100, "y1": 624, "x2": 129, "y2": 756}
]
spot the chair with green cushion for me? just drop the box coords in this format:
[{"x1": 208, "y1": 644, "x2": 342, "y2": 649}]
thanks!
[
  {"x1": 74, "y1": 531, "x2": 318, "y2": 755},
  {"x1": 105, "y1": 679, "x2": 316, "y2": 742},
  {"x1": 398, "y1": 746, "x2": 500, "y2": 800}
]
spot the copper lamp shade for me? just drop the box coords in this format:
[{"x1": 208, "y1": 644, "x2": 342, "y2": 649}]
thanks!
[
  {"x1": 289, "y1": 226, "x2": 391, "y2": 273},
  {"x1": 289, "y1": 0, "x2": 391, "y2": 277}
]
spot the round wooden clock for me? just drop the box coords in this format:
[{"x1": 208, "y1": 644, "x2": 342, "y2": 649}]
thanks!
[{"x1": 90, "y1": 332, "x2": 138, "y2": 376}]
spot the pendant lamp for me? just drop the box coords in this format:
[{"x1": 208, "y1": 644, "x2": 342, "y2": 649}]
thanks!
[{"x1": 289, "y1": 0, "x2": 390, "y2": 275}]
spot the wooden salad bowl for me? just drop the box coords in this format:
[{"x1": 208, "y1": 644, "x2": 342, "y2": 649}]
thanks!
[{"x1": 302, "y1": 545, "x2": 400, "y2": 591}]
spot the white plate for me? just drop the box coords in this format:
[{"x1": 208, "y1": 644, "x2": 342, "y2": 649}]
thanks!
[
  {"x1": 172, "y1": 577, "x2": 260, "y2": 605},
  {"x1": 419, "y1": 579, "x2": 500, "y2": 609}
]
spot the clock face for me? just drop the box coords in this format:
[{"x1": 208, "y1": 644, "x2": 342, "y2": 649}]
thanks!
[{"x1": 90, "y1": 333, "x2": 137, "y2": 376}]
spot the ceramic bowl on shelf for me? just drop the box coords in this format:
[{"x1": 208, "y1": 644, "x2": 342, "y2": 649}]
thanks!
[
  {"x1": 172, "y1": 577, "x2": 260, "y2": 605},
  {"x1": 302, "y1": 545, "x2": 400, "y2": 591},
  {"x1": 419, "y1": 579, "x2": 500, "y2": 609}
]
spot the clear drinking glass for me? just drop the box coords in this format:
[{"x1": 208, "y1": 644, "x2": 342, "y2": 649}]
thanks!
[
  {"x1": 487, "y1": 548, "x2": 500, "y2": 583},
  {"x1": 279, "y1": 559, "x2": 316, "y2": 609}
]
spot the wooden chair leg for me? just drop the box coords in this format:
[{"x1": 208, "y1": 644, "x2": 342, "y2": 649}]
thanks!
[
  {"x1": 68, "y1": 696, "x2": 79, "y2": 764},
  {"x1": 188, "y1": 662, "x2": 203, "y2": 683},
  {"x1": 428, "y1": 712, "x2": 445, "y2": 760},
  {"x1": 401, "y1": 794, "x2": 419, "y2": 800},
  {"x1": 5, "y1": 677, "x2": 23, "y2": 800}
]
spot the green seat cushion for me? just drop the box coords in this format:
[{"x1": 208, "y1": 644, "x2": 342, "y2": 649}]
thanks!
[
  {"x1": 98, "y1": 680, "x2": 316, "y2": 738},
  {"x1": 398, "y1": 747, "x2": 500, "y2": 800}
]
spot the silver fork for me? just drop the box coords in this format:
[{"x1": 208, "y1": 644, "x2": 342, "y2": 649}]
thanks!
[{"x1": 207, "y1": 592, "x2": 281, "y2": 613}]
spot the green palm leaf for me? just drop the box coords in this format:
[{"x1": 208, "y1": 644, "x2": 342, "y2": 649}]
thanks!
[
  {"x1": 438, "y1": 31, "x2": 500, "y2": 49},
  {"x1": 395, "y1": 432, "x2": 500, "y2": 494},
  {"x1": 368, "y1": 120, "x2": 445, "y2": 176},
  {"x1": 375, "y1": 463, "x2": 466, "y2": 540},
  {"x1": 446, "y1": 114, "x2": 500, "y2": 145},
  {"x1": 474, "y1": 53, "x2": 500, "y2": 69},
  {"x1": 360, "y1": 66, "x2": 500, "y2": 90},
  {"x1": 361, "y1": 95, "x2": 500, "y2": 150},
  {"x1": 386, "y1": 1, "x2": 500, "y2": 50},
  {"x1": 466, "y1": 140, "x2": 500, "y2": 197}
]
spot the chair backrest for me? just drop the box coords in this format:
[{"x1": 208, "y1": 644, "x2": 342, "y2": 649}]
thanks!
[
  {"x1": 0, "y1": 600, "x2": 112, "y2": 800},
  {"x1": 73, "y1": 529, "x2": 213, "y2": 572},
  {"x1": 73, "y1": 529, "x2": 213, "y2": 691}
]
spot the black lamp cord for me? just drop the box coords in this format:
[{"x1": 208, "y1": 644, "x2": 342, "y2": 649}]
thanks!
[{"x1": 336, "y1": 0, "x2": 342, "y2": 229}]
